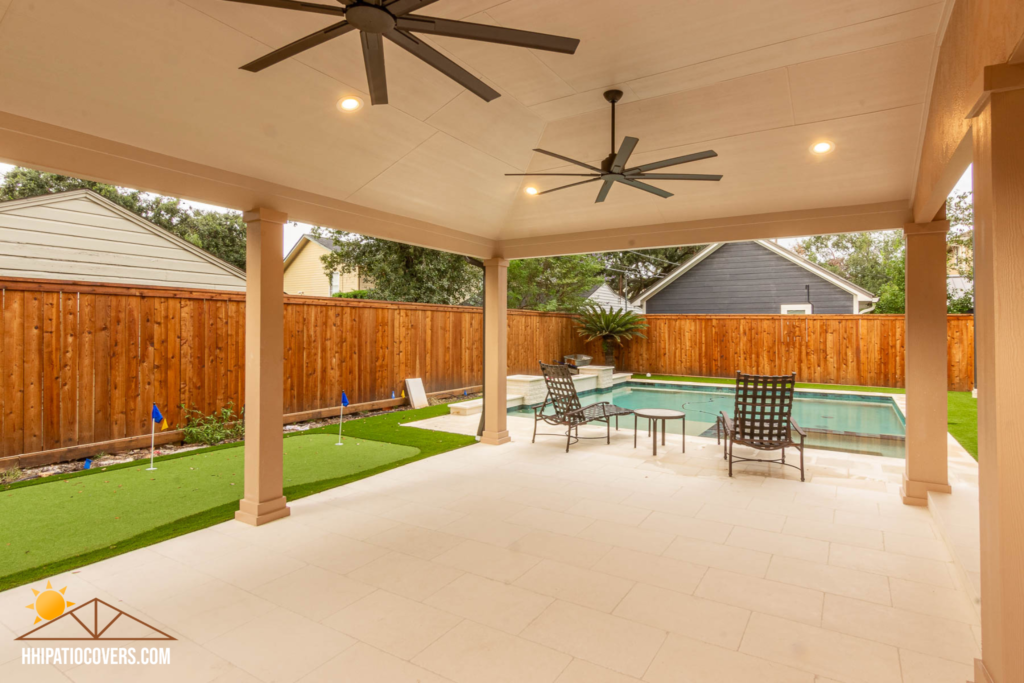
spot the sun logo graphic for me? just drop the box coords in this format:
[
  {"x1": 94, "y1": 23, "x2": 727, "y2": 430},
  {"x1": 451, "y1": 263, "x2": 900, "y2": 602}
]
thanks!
[{"x1": 25, "y1": 581, "x2": 74, "y2": 625}]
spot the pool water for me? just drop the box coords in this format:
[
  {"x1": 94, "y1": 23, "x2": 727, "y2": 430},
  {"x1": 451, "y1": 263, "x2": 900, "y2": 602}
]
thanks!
[{"x1": 510, "y1": 381, "x2": 906, "y2": 459}]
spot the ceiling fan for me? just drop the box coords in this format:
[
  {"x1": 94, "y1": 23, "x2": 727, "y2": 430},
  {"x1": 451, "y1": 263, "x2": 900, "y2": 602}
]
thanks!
[
  {"x1": 223, "y1": 0, "x2": 580, "y2": 105},
  {"x1": 507, "y1": 90, "x2": 723, "y2": 203}
]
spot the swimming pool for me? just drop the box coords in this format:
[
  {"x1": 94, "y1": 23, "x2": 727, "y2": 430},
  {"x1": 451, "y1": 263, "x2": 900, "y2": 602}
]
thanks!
[{"x1": 509, "y1": 381, "x2": 906, "y2": 458}]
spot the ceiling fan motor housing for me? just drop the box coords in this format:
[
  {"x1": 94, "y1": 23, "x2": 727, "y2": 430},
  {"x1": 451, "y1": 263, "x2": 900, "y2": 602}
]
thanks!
[{"x1": 344, "y1": 4, "x2": 396, "y2": 33}]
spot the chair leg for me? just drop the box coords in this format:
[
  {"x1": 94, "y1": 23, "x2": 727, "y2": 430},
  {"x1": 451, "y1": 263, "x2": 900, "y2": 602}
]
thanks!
[
  {"x1": 728, "y1": 441, "x2": 734, "y2": 478},
  {"x1": 606, "y1": 417, "x2": 611, "y2": 444},
  {"x1": 615, "y1": 415, "x2": 619, "y2": 431},
  {"x1": 799, "y1": 437, "x2": 805, "y2": 482},
  {"x1": 565, "y1": 426, "x2": 571, "y2": 453},
  {"x1": 781, "y1": 447, "x2": 786, "y2": 465},
  {"x1": 532, "y1": 417, "x2": 538, "y2": 444}
]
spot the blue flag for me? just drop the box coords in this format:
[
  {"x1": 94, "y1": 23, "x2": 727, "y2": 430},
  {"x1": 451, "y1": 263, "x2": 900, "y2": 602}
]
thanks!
[
  {"x1": 342, "y1": 391, "x2": 350, "y2": 407},
  {"x1": 151, "y1": 403, "x2": 168, "y2": 431},
  {"x1": 391, "y1": 390, "x2": 396, "y2": 399}
]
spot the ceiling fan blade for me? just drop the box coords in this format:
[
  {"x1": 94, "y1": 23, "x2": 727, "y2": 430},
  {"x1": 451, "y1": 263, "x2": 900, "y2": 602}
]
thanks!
[
  {"x1": 240, "y1": 20, "x2": 355, "y2": 72},
  {"x1": 626, "y1": 150, "x2": 718, "y2": 174},
  {"x1": 595, "y1": 178, "x2": 615, "y2": 203},
  {"x1": 532, "y1": 149, "x2": 602, "y2": 173},
  {"x1": 385, "y1": 0, "x2": 442, "y2": 16},
  {"x1": 610, "y1": 136, "x2": 639, "y2": 174},
  {"x1": 395, "y1": 16, "x2": 579, "y2": 54},
  {"x1": 537, "y1": 178, "x2": 603, "y2": 195},
  {"x1": 633, "y1": 173, "x2": 723, "y2": 181},
  {"x1": 222, "y1": 0, "x2": 347, "y2": 16},
  {"x1": 360, "y1": 32, "x2": 388, "y2": 105},
  {"x1": 384, "y1": 30, "x2": 500, "y2": 101},
  {"x1": 617, "y1": 178, "x2": 674, "y2": 199},
  {"x1": 505, "y1": 173, "x2": 601, "y2": 177}
]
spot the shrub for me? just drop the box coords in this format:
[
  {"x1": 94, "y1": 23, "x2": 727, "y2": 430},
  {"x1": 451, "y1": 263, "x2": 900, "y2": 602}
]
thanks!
[
  {"x1": 332, "y1": 289, "x2": 375, "y2": 299},
  {"x1": 0, "y1": 467, "x2": 22, "y2": 485},
  {"x1": 180, "y1": 403, "x2": 245, "y2": 445}
]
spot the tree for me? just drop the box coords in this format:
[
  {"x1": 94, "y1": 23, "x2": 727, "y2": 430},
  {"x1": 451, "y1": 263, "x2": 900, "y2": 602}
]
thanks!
[
  {"x1": 319, "y1": 231, "x2": 479, "y2": 305},
  {"x1": 506, "y1": 255, "x2": 604, "y2": 311},
  {"x1": 0, "y1": 167, "x2": 248, "y2": 270},
  {"x1": 574, "y1": 303, "x2": 648, "y2": 365},
  {"x1": 794, "y1": 231, "x2": 903, "y2": 296},
  {"x1": 599, "y1": 247, "x2": 705, "y2": 301},
  {"x1": 946, "y1": 190, "x2": 974, "y2": 313}
]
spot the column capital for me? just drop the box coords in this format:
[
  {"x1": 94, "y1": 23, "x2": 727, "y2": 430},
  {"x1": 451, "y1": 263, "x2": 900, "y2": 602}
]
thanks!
[
  {"x1": 483, "y1": 257, "x2": 510, "y2": 267},
  {"x1": 243, "y1": 207, "x2": 288, "y2": 225},
  {"x1": 967, "y1": 62, "x2": 1024, "y2": 119},
  {"x1": 903, "y1": 220, "x2": 949, "y2": 236}
]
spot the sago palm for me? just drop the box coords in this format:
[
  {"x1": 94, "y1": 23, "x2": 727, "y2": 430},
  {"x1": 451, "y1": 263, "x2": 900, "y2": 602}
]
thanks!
[{"x1": 574, "y1": 303, "x2": 647, "y2": 365}]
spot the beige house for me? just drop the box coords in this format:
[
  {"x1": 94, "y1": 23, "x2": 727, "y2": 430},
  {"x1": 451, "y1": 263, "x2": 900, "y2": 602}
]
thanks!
[
  {"x1": 0, "y1": 189, "x2": 246, "y2": 290},
  {"x1": 282, "y1": 234, "x2": 366, "y2": 297}
]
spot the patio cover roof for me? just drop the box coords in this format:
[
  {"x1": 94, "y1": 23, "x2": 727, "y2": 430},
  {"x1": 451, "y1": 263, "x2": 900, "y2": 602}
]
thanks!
[{"x1": 0, "y1": 1, "x2": 940, "y2": 257}]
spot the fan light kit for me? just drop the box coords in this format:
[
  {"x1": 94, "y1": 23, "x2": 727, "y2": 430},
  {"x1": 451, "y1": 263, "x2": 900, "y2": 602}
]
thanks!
[
  {"x1": 812, "y1": 141, "x2": 834, "y2": 154},
  {"x1": 225, "y1": 0, "x2": 580, "y2": 106},
  {"x1": 507, "y1": 90, "x2": 723, "y2": 203},
  {"x1": 525, "y1": 186, "x2": 539, "y2": 195}
]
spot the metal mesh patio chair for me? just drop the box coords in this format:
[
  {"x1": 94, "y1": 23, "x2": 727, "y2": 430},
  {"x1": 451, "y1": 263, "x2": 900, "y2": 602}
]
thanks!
[
  {"x1": 718, "y1": 371, "x2": 806, "y2": 481},
  {"x1": 533, "y1": 362, "x2": 633, "y2": 452}
]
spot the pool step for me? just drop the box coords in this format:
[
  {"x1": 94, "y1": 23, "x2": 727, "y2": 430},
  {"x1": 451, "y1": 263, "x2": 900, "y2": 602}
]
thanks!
[{"x1": 449, "y1": 395, "x2": 524, "y2": 416}]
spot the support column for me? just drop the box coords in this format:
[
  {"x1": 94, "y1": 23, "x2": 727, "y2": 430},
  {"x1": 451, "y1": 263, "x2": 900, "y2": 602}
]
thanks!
[
  {"x1": 971, "y1": 77, "x2": 1024, "y2": 683},
  {"x1": 901, "y1": 219, "x2": 951, "y2": 506},
  {"x1": 235, "y1": 208, "x2": 290, "y2": 526},
  {"x1": 481, "y1": 258, "x2": 510, "y2": 445}
]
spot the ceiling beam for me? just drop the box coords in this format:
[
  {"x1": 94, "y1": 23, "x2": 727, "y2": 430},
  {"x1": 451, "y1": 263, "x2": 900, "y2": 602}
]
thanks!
[
  {"x1": 495, "y1": 201, "x2": 913, "y2": 259},
  {"x1": 0, "y1": 110, "x2": 496, "y2": 259}
]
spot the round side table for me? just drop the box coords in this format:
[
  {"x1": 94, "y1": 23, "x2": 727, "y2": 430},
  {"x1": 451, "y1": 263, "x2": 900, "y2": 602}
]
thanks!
[{"x1": 633, "y1": 408, "x2": 686, "y2": 456}]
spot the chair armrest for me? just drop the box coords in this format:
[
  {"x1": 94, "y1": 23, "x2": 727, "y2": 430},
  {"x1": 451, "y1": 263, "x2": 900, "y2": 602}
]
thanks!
[
  {"x1": 532, "y1": 397, "x2": 552, "y2": 415},
  {"x1": 720, "y1": 412, "x2": 734, "y2": 432},
  {"x1": 790, "y1": 417, "x2": 806, "y2": 438}
]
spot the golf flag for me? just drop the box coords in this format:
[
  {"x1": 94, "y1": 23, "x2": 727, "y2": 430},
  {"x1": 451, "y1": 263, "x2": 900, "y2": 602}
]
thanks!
[
  {"x1": 391, "y1": 390, "x2": 396, "y2": 399},
  {"x1": 151, "y1": 404, "x2": 168, "y2": 431},
  {"x1": 342, "y1": 391, "x2": 350, "y2": 408}
]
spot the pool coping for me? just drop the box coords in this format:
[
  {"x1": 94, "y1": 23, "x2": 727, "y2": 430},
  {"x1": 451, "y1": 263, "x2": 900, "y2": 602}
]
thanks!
[{"x1": 628, "y1": 377, "x2": 908, "y2": 421}]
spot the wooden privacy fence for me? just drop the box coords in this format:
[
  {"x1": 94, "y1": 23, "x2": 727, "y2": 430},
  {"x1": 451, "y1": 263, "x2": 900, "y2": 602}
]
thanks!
[
  {"x1": 617, "y1": 314, "x2": 974, "y2": 392},
  {"x1": 1, "y1": 277, "x2": 972, "y2": 465},
  {"x1": 0, "y1": 278, "x2": 594, "y2": 466}
]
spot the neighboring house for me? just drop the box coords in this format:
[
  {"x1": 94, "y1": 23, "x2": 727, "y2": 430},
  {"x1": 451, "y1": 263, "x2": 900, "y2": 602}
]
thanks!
[
  {"x1": 583, "y1": 282, "x2": 643, "y2": 313},
  {"x1": 283, "y1": 234, "x2": 367, "y2": 297},
  {"x1": 632, "y1": 240, "x2": 877, "y2": 315},
  {"x1": 0, "y1": 189, "x2": 246, "y2": 290}
]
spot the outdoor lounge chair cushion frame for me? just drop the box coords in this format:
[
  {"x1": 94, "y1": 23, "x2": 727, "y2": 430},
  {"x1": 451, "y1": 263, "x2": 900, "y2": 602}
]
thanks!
[
  {"x1": 533, "y1": 362, "x2": 633, "y2": 452},
  {"x1": 718, "y1": 371, "x2": 806, "y2": 481}
]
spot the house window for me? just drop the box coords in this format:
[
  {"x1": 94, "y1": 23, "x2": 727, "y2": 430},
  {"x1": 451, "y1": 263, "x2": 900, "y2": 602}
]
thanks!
[
  {"x1": 330, "y1": 272, "x2": 340, "y2": 295},
  {"x1": 781, "y1": 304, "x2": 812, "y2": 315}
]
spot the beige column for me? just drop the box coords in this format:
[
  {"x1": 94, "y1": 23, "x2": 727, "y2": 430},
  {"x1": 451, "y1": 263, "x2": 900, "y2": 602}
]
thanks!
[
  {"x1": 971, "y1": 75, "x2": 1024, "y2": 683},
  {"x1": 235, "y1": 208, "x2": 290, "y2": 526},
  {"x1": 900, "y1": 219, "x2": 952, "y2": 506},
  {"x1": 481, "y1": 258, "x2": 511, "y2": 445}
]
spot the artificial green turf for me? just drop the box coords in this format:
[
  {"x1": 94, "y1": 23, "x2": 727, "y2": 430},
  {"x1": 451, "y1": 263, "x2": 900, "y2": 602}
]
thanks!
[
  {"x1": 947, "y1": 391, "x2": 978, "y2": 460},
  {"x1": 0, "y1": 404, "x2": 476, "y2": 591},
  {"x1": 633, "y1": 373, "x2": 979, "y2": 460}
]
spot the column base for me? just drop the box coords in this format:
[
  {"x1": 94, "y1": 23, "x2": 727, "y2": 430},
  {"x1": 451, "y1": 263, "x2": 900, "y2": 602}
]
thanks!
[
  {"x1": 900, "y1": 474, "x2": 952, "y2": 507},
  {"x1": 235, "y1": 496, "x2": 290, "y2": 526},
  {"x1": 480, "y1": 430, "x2": 511, "y2": 445}
]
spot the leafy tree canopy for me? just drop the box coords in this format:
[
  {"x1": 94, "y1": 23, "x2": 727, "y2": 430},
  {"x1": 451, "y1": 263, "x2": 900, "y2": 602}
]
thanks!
[
  {"x1": 318, "y1": 230, "x2": 480, "y2": 305},
  {"x1": 794, "y1": 190, "x2": 974, "y2": 314},
  {"x1": 599, "y1": 247, "x2": 705, "y2": 301},
  {"x1": 507, "y1": 255, "x2": 604, "y2": 311},
  {"x1": 0, "y1": 167, "x2": 248, "y2": 270}
]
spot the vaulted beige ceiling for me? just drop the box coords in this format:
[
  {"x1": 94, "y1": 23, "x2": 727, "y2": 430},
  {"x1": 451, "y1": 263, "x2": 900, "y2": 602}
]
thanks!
[{"x1": 0, "y1": 0, "x2": 941, "y2": 250}]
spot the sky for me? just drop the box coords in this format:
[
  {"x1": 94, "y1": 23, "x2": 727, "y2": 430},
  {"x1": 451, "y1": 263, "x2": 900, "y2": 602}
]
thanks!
[{"x1": 0, "y1": 162, "x2": 974, "y2": 257}]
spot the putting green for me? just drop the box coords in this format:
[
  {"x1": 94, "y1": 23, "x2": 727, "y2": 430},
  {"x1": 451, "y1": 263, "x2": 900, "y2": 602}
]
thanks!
[{"x1": 0, "y1": 434, "x2": 417, "y2": 578}]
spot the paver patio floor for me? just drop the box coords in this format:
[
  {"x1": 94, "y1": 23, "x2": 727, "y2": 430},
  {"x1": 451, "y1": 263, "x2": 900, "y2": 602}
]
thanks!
[{"x1": 0, "y1": 415, "x2": 980, "y2": 683}]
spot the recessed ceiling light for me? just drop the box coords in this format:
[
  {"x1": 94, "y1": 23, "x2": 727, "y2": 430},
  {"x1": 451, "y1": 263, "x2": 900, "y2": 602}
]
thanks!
[
  {"x1": 337, "y1": 97, "x2": 363, "y2": 112},
  {"x1": 811, "y1": 141, "x2": 834, "y2": 154},
  {"x1": 525, "y1": 187, "x2": 539, "y2": 195}
]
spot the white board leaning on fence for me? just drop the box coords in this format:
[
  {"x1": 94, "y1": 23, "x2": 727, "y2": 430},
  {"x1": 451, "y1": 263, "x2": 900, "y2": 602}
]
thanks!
[{"x1": 405, "y1": 378, "x2": 429, "y2": 409}]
